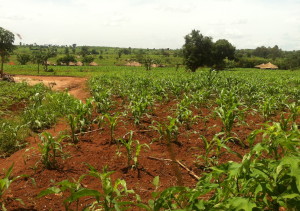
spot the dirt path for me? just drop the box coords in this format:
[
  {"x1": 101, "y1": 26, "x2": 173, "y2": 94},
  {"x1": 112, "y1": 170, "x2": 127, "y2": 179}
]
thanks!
[
  {"x1": 13, "y1": 75, "x2": 90, "y2": 101},
  {"x1": 1, "y1": 75, "x2": 92, "y2": 209}
]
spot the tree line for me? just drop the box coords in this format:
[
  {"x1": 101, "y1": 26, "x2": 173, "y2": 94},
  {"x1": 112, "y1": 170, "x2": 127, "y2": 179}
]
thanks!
[{"x1": 1, "y1": 26, "x2": 300, "y2": 77}]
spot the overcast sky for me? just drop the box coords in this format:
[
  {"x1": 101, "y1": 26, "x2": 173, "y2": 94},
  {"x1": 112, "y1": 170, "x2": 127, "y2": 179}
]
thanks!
[{"x1": 1, "y1": 0, "x2": 300, "y2": 50}]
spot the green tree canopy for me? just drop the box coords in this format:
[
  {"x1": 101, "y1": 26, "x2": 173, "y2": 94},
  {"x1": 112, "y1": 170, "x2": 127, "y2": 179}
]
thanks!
[
  {"x1": 213, "y1": 39, "x2": 236, "y2": 69},
  {"x1": 17, "y1": 53, "x2": 31, "y2": 65},
  {"x1": 182, "y1": 30, "x2": 213, "y2": 72},
  {"x1": 0, "y1": 27, "x2": 15, "y2": 77}
]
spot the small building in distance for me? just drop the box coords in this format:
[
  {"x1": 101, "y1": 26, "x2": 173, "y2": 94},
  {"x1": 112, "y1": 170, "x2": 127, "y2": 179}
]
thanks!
[
  {"x1": 255, "y1": 62, "x2": 278, "y2": 70},
  {"x1": 89, "y1": 62, "x2": 98, "y2": 66}
]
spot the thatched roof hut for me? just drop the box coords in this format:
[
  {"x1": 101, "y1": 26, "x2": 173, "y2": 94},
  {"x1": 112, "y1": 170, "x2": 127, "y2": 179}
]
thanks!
[
  {"x1": 89, "y1": 62, "x2": 98, "y2": 66},
  {"x1": 69, "y1": 62, "x2": 76, "y2": 66},
  {"x1": 125, "y1": 61, "x2": 142, "y2": 67},
  {"x1": 76, "y1": 61, "x2": 83, "y2": 66},
  {"x1": 255, "y1": 62, "x2": 278, "y2": 70}
]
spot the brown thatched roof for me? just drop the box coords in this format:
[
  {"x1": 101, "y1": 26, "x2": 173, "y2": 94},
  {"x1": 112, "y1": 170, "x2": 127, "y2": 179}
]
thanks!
[
  {"x1": 255, "y1": 62, "x2": 278, "y2": 69},
  {"x1": 76, "y1": 61, "x2": 83, "y2": 66},
  {"x1": 89, "y1": 62, "x2": 98, "y2": 66},
  {"x1": 125, "y1": 61, "x2": 142, "y2": 67}
]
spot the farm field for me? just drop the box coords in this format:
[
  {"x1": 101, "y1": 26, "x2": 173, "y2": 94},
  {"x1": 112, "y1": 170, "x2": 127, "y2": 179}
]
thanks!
[{"x1": 1, "y1": 68, "x2": 300, "y2": 210}]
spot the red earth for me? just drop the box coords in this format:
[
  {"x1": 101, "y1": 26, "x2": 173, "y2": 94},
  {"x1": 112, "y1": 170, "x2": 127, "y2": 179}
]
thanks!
[{"x1": 1, "y1": 75, "x2": 299, "y2": 210}]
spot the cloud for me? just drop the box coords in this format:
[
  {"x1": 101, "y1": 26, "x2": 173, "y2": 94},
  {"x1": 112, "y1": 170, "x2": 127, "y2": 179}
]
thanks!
[
  {"x1": 1, "y1": 0, "x2": 300, "y2": 50},
  {"x1": 0, "y1": 15, "x2": 27, "y2": 21},
  {"x1": 103, "y1": 14, "x2": 129, "y2": 27}
]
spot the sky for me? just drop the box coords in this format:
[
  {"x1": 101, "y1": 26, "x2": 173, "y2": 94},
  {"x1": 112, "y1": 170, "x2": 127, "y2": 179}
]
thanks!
[{"x1": 1, "y1": 0, "x2": 300, "y2": 50}]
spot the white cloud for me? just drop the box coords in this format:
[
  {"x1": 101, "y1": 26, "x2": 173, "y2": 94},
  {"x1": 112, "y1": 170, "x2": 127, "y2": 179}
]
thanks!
[{"x1": 0, "y1": 0, "x2": 300, "y2": 50}]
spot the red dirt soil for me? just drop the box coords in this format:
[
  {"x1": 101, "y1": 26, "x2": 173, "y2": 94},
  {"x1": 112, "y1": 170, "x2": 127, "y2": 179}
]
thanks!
[
  {"x1": 1, "y1": 76, "x2": 299, "y2": 210},
  {"x1": 13, "y1": 75, "x2": 90, "y2": 101}
]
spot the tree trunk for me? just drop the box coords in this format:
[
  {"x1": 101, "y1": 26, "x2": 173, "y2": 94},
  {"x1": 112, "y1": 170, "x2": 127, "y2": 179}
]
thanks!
[{"x1": 0, "y1": 56, "x2": 4, "y2": 78}]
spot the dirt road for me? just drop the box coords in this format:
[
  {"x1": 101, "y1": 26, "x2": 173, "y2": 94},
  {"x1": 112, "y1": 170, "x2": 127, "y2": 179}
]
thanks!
[{"x1": 13, "y1": 75, "x2": 90, "y2": 101}]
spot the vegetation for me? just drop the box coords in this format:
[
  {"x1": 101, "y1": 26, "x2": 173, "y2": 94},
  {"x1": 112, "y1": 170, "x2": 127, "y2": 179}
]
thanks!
[
  {"x1": 0, "y1": 27, "x2": 15, "y2": 77},
  {"x1": 1, "y1": 28, "x2": 300, "y2": 210}
]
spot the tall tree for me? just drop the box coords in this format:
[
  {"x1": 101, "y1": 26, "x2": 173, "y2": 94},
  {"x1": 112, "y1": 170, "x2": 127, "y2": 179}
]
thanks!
[
  {"x1": 0, "y1": 27, "x2": 15, "y2": 77},
  {"x1": 182, "y1": 30, "x2": 213, "y2": 72},
  {"x1": 213, "y1": 39, "x2": 236, "y2": 69}
]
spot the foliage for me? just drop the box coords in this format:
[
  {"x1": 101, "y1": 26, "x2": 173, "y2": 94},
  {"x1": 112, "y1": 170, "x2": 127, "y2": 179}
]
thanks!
[
  {"x1": 38, "y1": 132, "x2": 67, "y2": 170},
  {"x1": 117, "y1": 131, "x2": 150, "y2": 169},
  {"x1": 105, "y1": 113, "x2": 120, "y2": 144},
  {"x1": 0, "y1": 27, "x2": 15, "y2": 76},
  {"x1": 183, "y1": 30, "x2": 235, "y2": 71},
  {"x1": 16, "y1": 53, "x2": 31, "y2": 65},
  {"x1": 82, "y1": 55, "x2": 94, "y2": 65},
  {"x1": 0, "y1": 164, "x2": 28, "y2": 210},
  {"x1": 152, "y1": 117, "x2": 179, "y2": 144},
  {"x1": 182, "y1": 29, "x2": 213, "y2": 72},
  {"x1": 38, "y1": 165, "x2": 135, "y2": 211},
  {"x1": 213, "y1": 39, "x2": 236, "y2": 69},
  {"x1": 57, "y1": 55, "x2": 77, "y2": 65}
]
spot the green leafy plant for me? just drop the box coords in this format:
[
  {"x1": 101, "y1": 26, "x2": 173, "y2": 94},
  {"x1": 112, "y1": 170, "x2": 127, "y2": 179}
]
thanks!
[
  {"x1": 105, "y1": 113, "x2": 120, "y2": 144},
  {"x1": 67, "y1": 114, "x2": 80, "y2": 144},
  {"x1": 259, "y1": 96, "x2": 277, "y2": 121},
  {"x1": 151, "y1": 117, "x2": 180, "y2": 144},
  {"x1": 196, "y1": 133, "x2": 239, "y2": 168},
  {"x1": 0, "y1": 164, "x2": 27, "y2": 210},
  {"x1": 286, "y1": 102, "x2": 300, "y2": 123},
  {"x1": 118, "y1": 131, "x2": 150, "y2": 169},
  {"x1": 129, "y1": 94, "x2": 153, "y2": 125},
  {"x1": 38, "y1": 132, "x2": 68, "y2": 169},
  {"x1": 215, "y1": 89, "x2": 243, "y2": 137},
  {"x1": 38, "y1": 165, "x2": 135, "y2": 211},
  {"x1": 93, "y1": 89, "x2": 113, "y2": 114}
]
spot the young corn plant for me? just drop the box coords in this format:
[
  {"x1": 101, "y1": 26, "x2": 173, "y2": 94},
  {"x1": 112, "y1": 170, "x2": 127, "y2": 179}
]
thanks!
[
  {"x1": 176, "y1": 96, "x2": 198, "y2": 130},
  {"x1": 248, "y1": 122, "x2": 300, "y2": 160},
  {"x1": 38, "y1": 132, "x2": 68, "y2": 170},
  {"x1": 129, "y1": 94, "x2": 154, "y2": 125},
  {"x1": 151, "y1": 117, "x2": 180, "y2": 144},
  {"x1": 0, "y1": 164, "x2": 30, "y2": 210},
  {"x1": 215, "y1": 89, "x2": 243, "y2": 137},
  {"x1": 259, "y1": 96, "x2": 277, "y2": 121},
  {"x1": 196, "y1": 133, "x2": 241, "y2": 169},
  {"x1": 105, "y1": 113, "x2": 120, "y2": 144},
  {"x1": 74, "y1": 98, "x2": 94, "y2": 132},
  {"x1": 38, "y1": 165, "x2": 135, "y2": 211},
  {"x1": 67, "y1": 114, "x2": 80, "y2": 144},
  {"x1": 93, "y1": 90, "x2": 113, "y2": 114},
  {"x1": 286, "y1": 102, "x2": 300, "y2": 123},
  {"x1": 118, "y1": 131, "x2": 150, "y2": 170}
]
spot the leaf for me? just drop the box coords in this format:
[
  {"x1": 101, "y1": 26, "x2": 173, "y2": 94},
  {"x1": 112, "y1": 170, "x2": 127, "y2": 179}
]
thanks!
[
  {"x1": 225, "y1": 197, "x2": 256, "y2": 211},
  {"x1": 153, "y1": 176, "x2": 159, "y2": 189},
  {"x1": 37, "y1": 187, "x2": 61, "y2": 198},
  {"x1": 280, "y1": 193, "x2": 300, "y2": 199},
  {"x1": 65, "y1": 188, "x2": 101, "y2": 203}
]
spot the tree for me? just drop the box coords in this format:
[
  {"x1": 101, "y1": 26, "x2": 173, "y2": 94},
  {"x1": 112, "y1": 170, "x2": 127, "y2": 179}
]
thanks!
[
  {"x1": 16, "y1": 53, "x2": 31, "y2": 65},
  {"x1": 182, "y1": 30, "x2": 213, "y2": 72},
  {"x1": 31, "y1": 46, "x2": 57, "y2": 73},
  {"x1": 0, "y1": 27, "x2": 15, "y2": 77},
  {"x1": 82, "y1": 55, "x2": 94, "y2": 65},
  {"x1": 80, "y1": 46, "x2": 89, "y2": 57},
  {"x1": 213, "y1": 39, "x2": 236, "y2": 69},
  {"x1": 71, "y1": 44, "x2": 76, "y2": 54},
  {"x1": 31, "y1": 50, "x2": 44, "y2": 74},
  {"x1": 57, "y1": 55, "x2": 76, "y2": 65}
]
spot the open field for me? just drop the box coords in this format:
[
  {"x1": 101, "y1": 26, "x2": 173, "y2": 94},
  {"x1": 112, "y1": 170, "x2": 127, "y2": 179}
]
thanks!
[{"x1": 1, "y1": 68, "x2": 300, "y2": 210}]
